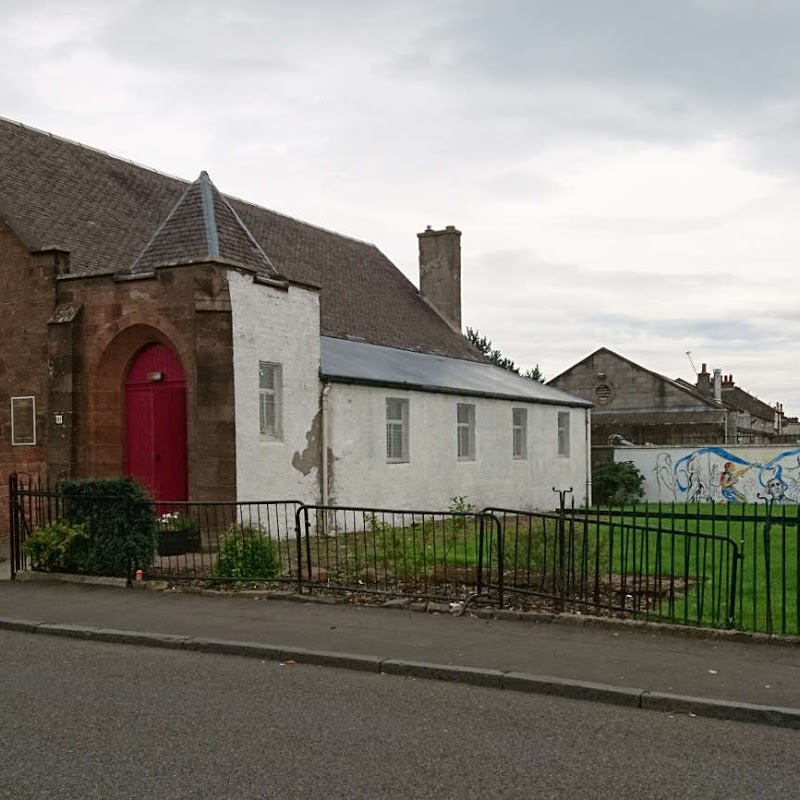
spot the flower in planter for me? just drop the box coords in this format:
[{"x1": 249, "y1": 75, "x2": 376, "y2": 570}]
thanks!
[
  {"x1": 156, "y1": 512, "x2": 200, "y2": 556},
  {"x1": 158, "y1": 511, "x2": 196, "y2": 532}
]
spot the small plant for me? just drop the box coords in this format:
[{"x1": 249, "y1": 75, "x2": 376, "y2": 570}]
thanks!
[
  {"x1": 449, "y1": 496, "x2": 476, "y2": 515},
  {"x1": 592, "y1": 460, "x2": 645, "y2": 506},
  {"x1": 212, "y1": 524, "x2": 281, "y2": 582},
  {"x1": 23, "y1": 520, "x2": 90, "y2": 572},
  {"x1": 158, "y1": 511, "x2": 196, "y2": 532}
]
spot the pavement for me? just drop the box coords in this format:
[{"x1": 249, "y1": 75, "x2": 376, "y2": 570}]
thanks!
[{"x1": 1, "y1": 574, "x2": 800, "y2": 729}]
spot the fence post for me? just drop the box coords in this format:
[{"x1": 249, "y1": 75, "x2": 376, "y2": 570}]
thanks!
[
  {"x1": 552, "y1": 487, "x2": 573, "y2": 612},
  {"x1": 727, "y1": 539, "x2": 741, "y2": 630},
  {"x1": 8, "y1": 473, "x2": 17, "y2": 580},
  {"x1": 294, "y1": 506, "x2": 306, "y2": 594},
  {"x1": 756, "y1": 493, "x2": 774, "y2": 635},
  {"x1": 494, "y1": 514, "x2": 504, "y2": 610},
  {"x1": 476, "y1": 513, "x2": 484, "y2": 597}
]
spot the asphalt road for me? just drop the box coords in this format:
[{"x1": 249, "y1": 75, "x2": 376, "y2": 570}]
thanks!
[{"x1": 0, "y1": 632, "x2": 797, "y2": 800}]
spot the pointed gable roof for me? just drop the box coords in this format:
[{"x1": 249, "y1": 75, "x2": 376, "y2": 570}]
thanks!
[
  {"x1": 549, "y1": 347, "x2": 720, "y2": 408},
  {"x1": 130, "y1": 171, "x2": 281, "y2": 278}
]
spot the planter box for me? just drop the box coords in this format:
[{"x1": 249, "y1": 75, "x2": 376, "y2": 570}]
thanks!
[{"x1": 157, "y1": 528, "x2": 200, "y2": 557}]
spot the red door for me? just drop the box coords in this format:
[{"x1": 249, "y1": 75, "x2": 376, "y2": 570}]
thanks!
[{"x1": 125, "y1": 344, "x2": 188, "y2": 502}]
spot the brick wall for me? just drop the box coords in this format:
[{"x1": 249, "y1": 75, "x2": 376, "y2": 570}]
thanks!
[
  {"x1": 55, "y1": 263, "x2": 237, "y2": 503},
  {"x1": 0, "y1": 225, "x2": 59, "y2": 542}
]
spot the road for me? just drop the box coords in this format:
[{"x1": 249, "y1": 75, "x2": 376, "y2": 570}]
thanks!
[{"x1": 0, "y1": 631, "x2": 796, "y2": 799}]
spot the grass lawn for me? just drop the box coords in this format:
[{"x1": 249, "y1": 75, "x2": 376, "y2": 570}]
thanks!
[{"x1": 296, "y1": 503, "x2": 800, "y2": 634}]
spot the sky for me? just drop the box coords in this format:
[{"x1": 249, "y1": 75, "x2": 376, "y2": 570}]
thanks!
[{"x1": 3, "y1": 0, "x2": 800, "y2": 413}]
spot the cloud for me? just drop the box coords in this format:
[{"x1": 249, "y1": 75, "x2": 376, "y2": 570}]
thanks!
[{"x1": 2, "y1": 0, "x2": 800, "y2": 412}]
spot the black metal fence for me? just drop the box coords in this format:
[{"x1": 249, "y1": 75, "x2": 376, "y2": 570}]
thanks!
[
  {"x1": 294, "y1": 504, "x2": 503, "y2": 603},
  {"x1": 9, "y1": 474, "x2": 800, "y2": 635}
]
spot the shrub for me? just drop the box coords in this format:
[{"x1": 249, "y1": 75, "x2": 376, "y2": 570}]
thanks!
[
  {"x1": 59, "y1": 477, "x2": 157, "y2": 576},
  {"x1": 592, "y1": 460, "x2": 645, "y2": 505},
  {"x1": 212, "y1": 524, "x2": 281, "y2": 581},
  {"x1": 23, "y1": 520, "x2": 90, "y2": 572}
]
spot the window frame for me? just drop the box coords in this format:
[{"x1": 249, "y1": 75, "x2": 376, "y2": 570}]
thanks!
[
  {"x1": 557, "y1": 410, "x2": 570, "y2": 457},
  {"x1": 457, "y1": 402, "x2": 476, "y2": 461},
  {"x1": 11, "y1": 396, "x2": 36, "y2": 446},
  {"x1": 258, "y1": 362, "x2": 283, "y2": 440},
  {"x1": 512, "y1": 407, "x2": 528, "y2": 460},
  {"x1": 385, "y1": 398, "x2": 410, "y2": 463}
]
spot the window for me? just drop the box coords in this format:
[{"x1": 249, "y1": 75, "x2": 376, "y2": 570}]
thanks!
[
  {"x1": 386, "y1": 398, "x2": 409, "y2": 462},
  {"x1": 259, "y1": 362, "x2": 282, "y2": 439},
  {"x1": 512, "y1": 407, "x2": 527, "y2": 459},
  {"x1": 557, "y1": 410, "x2": 570, "y2": 456},
  {"x1": 11, "y1": 396, "x2": 36, "y2": 446},
  {"x1": 457, "y1": 403, "x2": 475, "y2": 461}
]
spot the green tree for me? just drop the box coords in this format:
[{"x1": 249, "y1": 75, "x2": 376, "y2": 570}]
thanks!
[
  {"x1": 592, "y1": 460, "x2": 645, "y2": 505},
  {"x1": 465, "y1": 327, "x2": 544, "y2": 382}
]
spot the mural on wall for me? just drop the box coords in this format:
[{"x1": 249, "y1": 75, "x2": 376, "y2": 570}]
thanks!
[{"x1": 654, "y1": 447, "x2": 800, "y2": 504}]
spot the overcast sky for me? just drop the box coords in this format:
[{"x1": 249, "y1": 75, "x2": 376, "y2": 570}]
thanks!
[{"x1": 4, "y1": 0, "x2": 800, "y2": 413}]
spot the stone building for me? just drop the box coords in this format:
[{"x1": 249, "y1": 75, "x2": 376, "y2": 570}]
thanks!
[
  {"x1": 549, "y1": 348, "x2": 779, "y2": 464},
  {"x1": 0, "y1": 118, "x2": 590, "y2": 535}
]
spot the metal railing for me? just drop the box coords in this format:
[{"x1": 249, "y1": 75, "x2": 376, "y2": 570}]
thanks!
[
  {"x1": 293, "y1": 504, "x2": 503, "y2": 605},
  {"x1": 9, "y1": 474, "x2": 800, "y2": 635},
  {"x1": 487, "y1": 500, "x2": 741, "y2": 630}
]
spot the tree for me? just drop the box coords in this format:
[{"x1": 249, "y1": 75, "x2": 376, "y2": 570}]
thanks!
[
  {"x1": 465, "y1": 327, "x2": 544, "y2": 383},
  {"x1": 592, "y1": 460, "x2": 645, "y2": 506}
]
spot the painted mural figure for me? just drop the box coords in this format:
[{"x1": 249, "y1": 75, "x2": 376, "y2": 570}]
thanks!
[
  {"x1": 655, "y1": 453, "x2": 677, "y2": 501},
  {"x1": 685, "y1": 453, "x2": 710, "y2": 503},
  {"x1": 766, "y1": 476, "x2": 786, "y2": 502},
  {"x1": 659, "y1": 446, "x2": 800, "y2": 504},
  {"x1": 720, "y1": 461, "x2": 748, "y2": 504}
]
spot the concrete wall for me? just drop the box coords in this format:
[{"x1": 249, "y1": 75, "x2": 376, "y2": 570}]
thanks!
[
  {"x1": 325, "y1": 383, "x2": 588, "y2": 511},
  {"x1": 615, "y1": 444, "x2": 800, "y2": 504},
  {"x1": 229, "y1": 271, "x2": 322, "y2": 503}
]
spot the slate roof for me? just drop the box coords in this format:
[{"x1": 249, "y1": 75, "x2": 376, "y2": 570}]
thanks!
[
  {"x1": 0, "y1": 117, "x2": 481, "y2": 361},
  {"x1": 721, "y1": 386, "x2": 775, "y2": 422},
  {"x1": 321, "y1": 337, "x2": 591, "y2": 406},
  {"x1": 131, "y1": 171, "x2": 280, "y2": 277}
]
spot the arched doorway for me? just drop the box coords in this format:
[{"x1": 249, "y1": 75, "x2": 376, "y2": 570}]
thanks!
[{"x1": 125, "y1": 343, "x2": 188, "y2": 502}]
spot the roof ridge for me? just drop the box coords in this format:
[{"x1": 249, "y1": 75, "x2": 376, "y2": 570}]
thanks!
[
  {"x1": 129, "y1": 171, "x2": 281, "y2": 277},
  {"x1": 0, "y1": 116, "x2": 383, "y2": 254},
  {"x1": 0, "y1": 115, "x2": 190, "y2": 188}
]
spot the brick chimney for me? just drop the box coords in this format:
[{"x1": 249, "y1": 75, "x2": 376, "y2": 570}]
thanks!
[
  {"x1": 696, "y1": 363, "x2": 711, "y2": 396},
  {"x1": 418, "y1": 225, "x2": 461, "y2": 332}
]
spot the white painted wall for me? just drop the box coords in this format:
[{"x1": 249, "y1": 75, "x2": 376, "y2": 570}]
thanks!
[
  {"x1": 325, "y1": 382, "x2": 588, "y2": 511},
  {"x1": 615, "y1": 443, "x2": 800, "y2": 504},
  {"x1": 229, "y1": 271, "x2": 322, "y2": 503}
]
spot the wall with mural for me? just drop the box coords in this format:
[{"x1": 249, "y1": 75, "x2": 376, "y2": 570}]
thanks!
[{"x1": 614, "y1": 445, "x2": 800, "y2": 504}]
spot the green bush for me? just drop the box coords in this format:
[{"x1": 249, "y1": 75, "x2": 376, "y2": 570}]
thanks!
[
  {"x1": 59, "y1": 477, "x2": 157, "y2": 576},
  {"x1": 592, "y1": 460, "x2": 645, "y2": 505},
  {"x1": 23, "y1": 520, "x2": 90, "y2": 572},
  {"x1": 212, "y1": 524, "x2": 281, "y2": 581}
]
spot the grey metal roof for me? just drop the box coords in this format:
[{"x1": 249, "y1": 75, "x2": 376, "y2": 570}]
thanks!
[{"x1": 320, "y1": 337, "x2": 591, "y2": 406}]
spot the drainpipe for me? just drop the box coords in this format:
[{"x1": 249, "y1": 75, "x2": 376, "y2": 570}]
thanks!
[
  {"x1": 585, "y1": 408, "x2": 592, "y2": 506},
  {"x1": 320, "y1": 382, "x2": 330, "y2": 506}
]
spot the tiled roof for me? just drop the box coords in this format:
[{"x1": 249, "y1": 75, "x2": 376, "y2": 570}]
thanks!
[
  {"x1": 721, "y1": 386, "x2": 775, "y2": 421},
  {"x1": 0, "y1": 118, "x2": 481, "y2": 361},
  {"x1": 131, "y1": 171, "x2": 279, "y2": 277}
]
